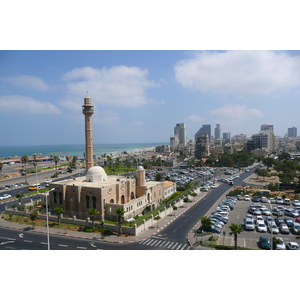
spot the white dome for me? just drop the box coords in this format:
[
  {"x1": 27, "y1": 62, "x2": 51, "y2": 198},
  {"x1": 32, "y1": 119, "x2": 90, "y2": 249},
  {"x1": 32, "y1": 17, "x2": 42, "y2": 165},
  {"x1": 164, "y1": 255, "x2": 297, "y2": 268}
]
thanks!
[
  {"x1": 137, "y1": 165, "x2": 144, "y2": 170},
  {"x1": 86, "y1": 166, "x2": 107, "y2": 182},
  {"x1": 87, "y1": 166, "x2": 106, "y2": 176}
]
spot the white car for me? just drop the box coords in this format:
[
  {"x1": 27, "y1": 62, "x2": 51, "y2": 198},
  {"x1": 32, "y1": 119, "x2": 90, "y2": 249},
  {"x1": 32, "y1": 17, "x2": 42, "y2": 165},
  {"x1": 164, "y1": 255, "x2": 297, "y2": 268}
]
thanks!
[
  {"x1": 268, "y1": 223, "x2": 279, "y2": 234},
  {"x1": 0, "y1": 194, "x2": 12, "y2": 200},
  {"x1": 256, "y1": 222, "x2": 268, "y2": 232},
  {"x1": 244, "y1": 195, "x2": 251, "y2": 201},
  {"x1": 286, "y1": 242, "x2": 300, "y2": 250},
  {"x1": 260, "y1": 208, "x2": 271, "y2": 216},
  {"x1": 256, "y1": 216, "x2": 264, "y2": 223},
  {"x1": 275, "y1": 237, "x2": 286, "y2": 250},
  {"x1": 211, "y1": 184, "x2": 219, "y2": 188},
  {"x1": 244, "y1": 219, "x2": 255, "y2": 230},
  {"x1": 45, "y1": 179, "x2": 52, "y2": 184}
]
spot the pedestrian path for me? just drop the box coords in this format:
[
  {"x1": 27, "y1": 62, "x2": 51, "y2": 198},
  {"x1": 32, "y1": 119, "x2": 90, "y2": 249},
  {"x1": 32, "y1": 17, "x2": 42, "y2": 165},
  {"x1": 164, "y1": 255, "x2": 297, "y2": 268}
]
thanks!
[{"x1": 139, "y1": 237, "x2": 190, "y2": 250}]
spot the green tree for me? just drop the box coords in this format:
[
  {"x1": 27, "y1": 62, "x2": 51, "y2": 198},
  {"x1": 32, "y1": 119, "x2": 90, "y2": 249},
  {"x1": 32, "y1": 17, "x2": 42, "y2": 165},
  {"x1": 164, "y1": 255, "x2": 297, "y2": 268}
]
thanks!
[
  {"x1": 172, "y1": 204, "x2": 178, "y2": 216},
  {"x1": 53, "y1": 156, "x2": 60, "y2": 173},
  {"x1": 229, "y1": 223, "x2": 243, "y2": 249},
  {"x1": 116, "y1": 207, "x2": 125, "y2": 234},
  {"x1": 88, "y1": 208, "x2": 100, "y2": 229},
  {"x1": 0, "y1": 162, "x2": 3, "y2": 176},
  {"x1": 21, "y1": 155, "x2": 29, "y2": 183},
  {"x1": 200, "y1": 216, "x2": 213, "y2": 228},
  {"x1": 54, "y1": 207, "x2": 64, "y2": 225},
  {"x1": 16, "y1": 192, "x2": 24, "y2": 204},
  {"x1": 30, "y1": 210, "x2": 39, "y2": 228}
]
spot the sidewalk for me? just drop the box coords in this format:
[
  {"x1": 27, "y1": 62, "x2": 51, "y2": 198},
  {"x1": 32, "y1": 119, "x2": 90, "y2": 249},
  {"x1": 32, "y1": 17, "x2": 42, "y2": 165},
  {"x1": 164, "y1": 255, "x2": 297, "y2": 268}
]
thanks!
[{"x1": 0, "y1": 191, "x2": 206, "y2": 245}]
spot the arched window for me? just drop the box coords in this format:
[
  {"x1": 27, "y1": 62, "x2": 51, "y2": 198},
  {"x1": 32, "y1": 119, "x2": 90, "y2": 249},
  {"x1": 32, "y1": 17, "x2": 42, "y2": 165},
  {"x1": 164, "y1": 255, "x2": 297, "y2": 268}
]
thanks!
[
  {"x1": 86, "y1": 196, "x2": 90, "y2": 209},
  {"x1": 53, "y1": 192, "x2": 57, "y2": 204},
  {"x1": 110, "y1": 199, "x2": 114, "y2": 203},
  {"x1": 131, "y1": 192, "x2": 135, "y2": 199},
  {"x1": 59, "y1": 192, "x2": 63, "y2": 204},
  {"x1": 121, "y1": 195, "x2": 125, "y2": 204},
  {"x1": 92, "y1": 196, "x2": 96, "y2": 209},
  {"x1": 147, "y1": 193, "x2": 150, "y2": 203}
]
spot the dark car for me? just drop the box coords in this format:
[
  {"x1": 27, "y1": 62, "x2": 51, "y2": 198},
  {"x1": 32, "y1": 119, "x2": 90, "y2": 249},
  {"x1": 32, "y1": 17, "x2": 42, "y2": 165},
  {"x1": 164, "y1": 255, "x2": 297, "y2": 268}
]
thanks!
[
  {"x1": 258, "y1": 236, "x2": 271, "y2": 250},
  {"x1": 252, "y1": 196, "x2": 259, "y2": 202},
  {"x1": 275, "y1": 218, "x2": 285, "y2": 227},
  {"x1": 285, "y1": 218, "x2": 294, "y2": 228}
]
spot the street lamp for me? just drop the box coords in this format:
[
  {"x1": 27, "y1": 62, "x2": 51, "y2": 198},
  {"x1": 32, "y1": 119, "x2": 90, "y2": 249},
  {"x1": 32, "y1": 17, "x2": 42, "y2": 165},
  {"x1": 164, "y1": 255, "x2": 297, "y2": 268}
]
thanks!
[{"x1": 39, "y1": 188, "x2": 54, "y2": 250}]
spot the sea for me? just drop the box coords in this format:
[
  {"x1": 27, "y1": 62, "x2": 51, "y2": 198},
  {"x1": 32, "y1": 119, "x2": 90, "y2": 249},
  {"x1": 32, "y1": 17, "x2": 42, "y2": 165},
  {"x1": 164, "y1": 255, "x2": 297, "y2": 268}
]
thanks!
[{"x1": 0, "y1": 143, "x2": 168, "y2": 159}]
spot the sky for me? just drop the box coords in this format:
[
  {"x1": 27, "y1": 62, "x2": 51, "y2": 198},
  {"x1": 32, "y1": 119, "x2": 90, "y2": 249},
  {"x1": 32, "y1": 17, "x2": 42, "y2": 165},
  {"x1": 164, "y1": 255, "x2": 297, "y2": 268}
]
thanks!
[{"x1": 1, "y1": 50, "x2": 300, "y2": 146}]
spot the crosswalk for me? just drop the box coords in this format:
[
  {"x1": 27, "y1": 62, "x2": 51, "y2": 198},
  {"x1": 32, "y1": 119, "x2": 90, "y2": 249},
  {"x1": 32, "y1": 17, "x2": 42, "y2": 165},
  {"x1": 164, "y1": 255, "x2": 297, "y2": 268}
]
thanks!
[{"x1": 139, "y1": 237, "x2": 191, "y2": 250}]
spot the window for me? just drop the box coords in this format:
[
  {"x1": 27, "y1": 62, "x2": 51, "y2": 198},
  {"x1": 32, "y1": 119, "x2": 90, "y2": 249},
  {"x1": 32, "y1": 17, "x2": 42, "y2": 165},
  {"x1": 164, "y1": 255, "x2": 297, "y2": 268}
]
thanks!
[
  {"x1": 110, "y1": 199, "x2": 114, "y2": 203},
  {"x1": 59, "y1": 192, "x2": 63, "y2": 204},
  {"x1": 92, "y1": 196, "x2": 96, "y2": 209},
  {"x1": 131, "y1": 192, "x2": 135, "y2": 199},
  {"x1": 53, "y1": 192, "x2": 57, "y2": 204},
  {"x1": 86, "y1": 196, "x2": 90, "y2": 209}
]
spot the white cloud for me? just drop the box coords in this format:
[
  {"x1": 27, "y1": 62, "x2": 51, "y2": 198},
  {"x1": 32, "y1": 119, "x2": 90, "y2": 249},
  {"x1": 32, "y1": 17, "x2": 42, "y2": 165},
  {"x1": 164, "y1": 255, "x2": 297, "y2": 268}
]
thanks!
[
  {"x1": 0, "y1": 95, "x2": 61, "y2": 114},
  {"x1": 184, "y1": 114, "x2": 203, "y2": 122},
  {"x1": 209, "y1": 104, "x2": 263, "y2": 121},
  {"x1": 61, "y1": 66, "x2": 159, "y2": 108},
  {"x1": 130, "y1": 121, "x2": 143, "y2": 127},
  {"x1": 3, "y1": 75, "x2": 52, "y2": 91},
  {"x1": 174, "y1": 51, "x2": 300, "y2": 95}
]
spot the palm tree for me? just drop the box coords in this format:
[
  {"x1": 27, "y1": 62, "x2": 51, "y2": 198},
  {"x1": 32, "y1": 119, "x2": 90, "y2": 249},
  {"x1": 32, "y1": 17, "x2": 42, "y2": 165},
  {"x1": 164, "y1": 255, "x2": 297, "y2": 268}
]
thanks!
[
  {"x1": 21, "y1": 155, "x2": 29, "y2": 183},
  {"x1": 229, "y1": 223, "x2": 243, "y2": 249},
  {"x1": 88, "y1": 208, "x2": 100, "y2": 229},
  {"x1": 116, "y1": 207, "x2": 125, "y2": 234},
  {"x1": 53, "y1": 156, "x2": 60, "y2": 173},
  {"x1": 54, "y1": 207, "x2": 64, "y2": 225},
  {"x1": 200, "y1": 216, "x2": 213, "y2": 228},
  {"x1": 16, "y1": 192, "x2": 24, "y2": 204},
  {"x1": 0, "y1": 162, "x2": 3, "y2": 176}
]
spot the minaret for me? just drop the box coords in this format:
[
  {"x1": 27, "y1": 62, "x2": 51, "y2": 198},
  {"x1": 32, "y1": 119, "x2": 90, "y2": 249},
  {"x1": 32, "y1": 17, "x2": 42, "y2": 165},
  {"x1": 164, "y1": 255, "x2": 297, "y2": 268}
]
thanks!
[{"x1": 82, "y1": 93, "x2": 94, "y2": 172}]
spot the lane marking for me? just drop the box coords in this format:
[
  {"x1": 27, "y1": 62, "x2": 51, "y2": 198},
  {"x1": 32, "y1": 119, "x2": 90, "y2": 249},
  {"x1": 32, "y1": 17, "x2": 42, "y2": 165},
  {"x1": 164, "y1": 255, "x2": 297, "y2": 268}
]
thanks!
[
  {"x1": 41, "y1": 242, "x2": 48, "y2": 245},
  {"x1": 24, "y1": 240, "x2": 32, "y2": 243},
  {"x1": 77, "y1": 246, "x2": 87, "y2": 249},
  {"x1": 58, "y1": 244, "x2": 68, "y2": 247}
]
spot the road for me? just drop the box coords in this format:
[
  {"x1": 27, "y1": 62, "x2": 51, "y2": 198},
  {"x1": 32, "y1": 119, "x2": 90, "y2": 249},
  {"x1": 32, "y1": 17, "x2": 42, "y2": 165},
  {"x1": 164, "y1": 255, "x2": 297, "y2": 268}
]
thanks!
[{"x1": 0, "y1": 165, "x2": 258, "y2": 250}]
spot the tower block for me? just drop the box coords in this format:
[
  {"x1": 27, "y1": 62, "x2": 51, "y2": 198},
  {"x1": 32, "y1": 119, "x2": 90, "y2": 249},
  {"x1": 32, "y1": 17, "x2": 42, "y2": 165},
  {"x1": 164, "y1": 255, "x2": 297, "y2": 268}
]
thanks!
[{"x1": 82, "y1": 94, "x2": 94, "y2": 172}]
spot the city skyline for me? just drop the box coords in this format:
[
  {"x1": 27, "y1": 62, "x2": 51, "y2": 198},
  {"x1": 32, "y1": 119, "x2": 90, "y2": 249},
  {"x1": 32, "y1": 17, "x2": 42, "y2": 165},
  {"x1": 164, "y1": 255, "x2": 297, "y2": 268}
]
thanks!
[{"x1": 1, "y1": 50, "x2": 300, "y2": 146}]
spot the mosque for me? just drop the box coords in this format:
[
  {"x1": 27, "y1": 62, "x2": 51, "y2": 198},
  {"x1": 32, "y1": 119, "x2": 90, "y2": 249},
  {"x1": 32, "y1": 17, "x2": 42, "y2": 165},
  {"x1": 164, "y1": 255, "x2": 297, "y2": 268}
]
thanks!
[{"x1": 47, "y1": 95, "x2": 176, "y2": 222}]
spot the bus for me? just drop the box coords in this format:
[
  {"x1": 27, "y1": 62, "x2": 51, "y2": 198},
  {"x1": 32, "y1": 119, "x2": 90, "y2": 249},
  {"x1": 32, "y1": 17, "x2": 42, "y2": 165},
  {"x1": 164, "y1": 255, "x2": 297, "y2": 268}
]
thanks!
[{"x1": 28, "y1": 184, "x2": 40, "y2": 191}]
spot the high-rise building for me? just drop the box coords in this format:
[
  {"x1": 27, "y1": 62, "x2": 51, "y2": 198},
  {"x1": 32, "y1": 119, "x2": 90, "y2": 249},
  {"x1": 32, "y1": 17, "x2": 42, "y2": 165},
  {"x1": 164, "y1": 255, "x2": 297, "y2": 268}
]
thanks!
[
  {"x1": 260, "y1": 124, "x2": 274, "y2": 133},
  {"x1": 170, "y1": 135, "x2": 179, "y2": 150},
  {"x1": 288, "y1": 127, "x2": 297, "y2": 138},
  {"x1": 223, "y1": 132, "x2": 231, "y2": 142},
  {"x1": 215, "y1": 124, "x2": 221, "y2": 140},
  {"x1": 174, "y1": 123, "x2": 187, "y2": 146},
  {"x1": 195, "y1": 124, "x2": 211, "y2": 142},
  {"x1": 194, "y1": 134, "x2": 210, "y2": 159}
]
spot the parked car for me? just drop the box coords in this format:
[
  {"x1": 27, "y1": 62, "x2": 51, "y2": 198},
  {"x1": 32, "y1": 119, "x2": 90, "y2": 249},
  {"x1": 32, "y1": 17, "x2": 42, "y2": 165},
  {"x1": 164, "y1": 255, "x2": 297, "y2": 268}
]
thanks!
[
  {"x1": 293, "y1": 200, "x2": 300, "y2": 207},
  {"x1": 258, "y1": 236, "x2": 271, "y2": 249},
  {"x1": 256, "y1": 222, "x2": 268, "y2": 233},
  {"x1": 279, "y1": 224, "x2": 290, "y2": 234},
  {"x1": 284, "y1": 218, "x2": 294, "y2": 228},
  {"x1": 260, "y1": 208, "x2": 271, "y2": 216},
  {"x1": 252, "y1": 196, "x2": 259, "y2": 202},
  {"x1": 276, "y1": 197, "x2": 284, "y2": 204},
  {"x1": 284, "y1": 208, "x2": 299, "y2": 218},
  {"x1": 268, "y1": 223, "x2": 279, "y2": 234},
  {"x1": 295, "y1": 218, "x2": 300, "y2": 224},
  {"x1": 275, "y1": 237, "x2": 286, "y2": 250},
  {"x1": 286, "y1": 242, "x2": 300, "y2": 250},
  {"x1": 291, "y1": 222, "x2": 300, "y2": 234},
  {"x1": 260, "y1": 197, "x2": 268, "y2": 203},
  {"x1": 272, "y1": 207, "x2": 284, "y2": 216},
  {"x1": 275, "y1": 218, "x2": 285, "y2": 227},
  {"x1": 244, "y1": 195, "x2": 251, "y2": 201},
  {"x1": 284, "y1": 198, "x2": 291, "y2": 205},
  {"x1": 256, "y1": 216, "x2": 264, "y2": 223},
  {"x1": 244, "y1": 219, "x2": 255, "y2": 230}
]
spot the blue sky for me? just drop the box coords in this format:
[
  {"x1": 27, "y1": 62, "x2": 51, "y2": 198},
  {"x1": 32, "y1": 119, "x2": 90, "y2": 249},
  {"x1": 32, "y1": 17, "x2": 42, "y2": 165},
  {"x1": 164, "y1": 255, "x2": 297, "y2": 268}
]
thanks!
[{"x1": 0, "y1": 50, "x2": 300, "y2": 146}]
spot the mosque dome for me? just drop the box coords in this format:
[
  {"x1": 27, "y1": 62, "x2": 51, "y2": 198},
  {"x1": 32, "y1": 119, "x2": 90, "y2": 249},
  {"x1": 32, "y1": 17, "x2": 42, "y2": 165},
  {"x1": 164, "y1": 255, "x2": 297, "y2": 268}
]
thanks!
[
  {"x1": 137, "y1": 165, "x2": 144, "y2": 171},
  {"x1": 86, "y1": 166, "x2": 107, "y2": 182}
]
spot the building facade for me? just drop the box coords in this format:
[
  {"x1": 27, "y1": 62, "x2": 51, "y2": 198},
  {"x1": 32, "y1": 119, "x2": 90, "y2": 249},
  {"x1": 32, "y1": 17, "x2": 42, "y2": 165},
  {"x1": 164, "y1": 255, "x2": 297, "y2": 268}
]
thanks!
[
  {"x1": 195, "y1": 124, "x2": 211, "y2": 143},
  {"x1": 174, "y1": 123, "x2": 187, "y2": 146},
  {"x1": 288, "y1": 127, "x2": 297, "y2": 138}
]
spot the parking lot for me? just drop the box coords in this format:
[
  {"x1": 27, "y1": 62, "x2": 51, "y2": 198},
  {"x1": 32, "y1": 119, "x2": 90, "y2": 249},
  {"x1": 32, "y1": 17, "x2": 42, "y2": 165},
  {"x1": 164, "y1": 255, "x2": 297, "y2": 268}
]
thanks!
[{"x1": 212, "y1": 195, "x2": 300, "y2": 249}]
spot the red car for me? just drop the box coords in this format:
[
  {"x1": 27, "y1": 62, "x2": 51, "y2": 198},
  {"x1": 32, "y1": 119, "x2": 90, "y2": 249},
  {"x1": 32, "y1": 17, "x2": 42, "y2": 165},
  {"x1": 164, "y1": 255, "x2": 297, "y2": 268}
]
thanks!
[{"x1": 295, "y1": 218, "x2": 300, "y2": 224}]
